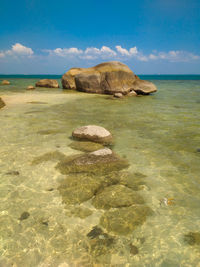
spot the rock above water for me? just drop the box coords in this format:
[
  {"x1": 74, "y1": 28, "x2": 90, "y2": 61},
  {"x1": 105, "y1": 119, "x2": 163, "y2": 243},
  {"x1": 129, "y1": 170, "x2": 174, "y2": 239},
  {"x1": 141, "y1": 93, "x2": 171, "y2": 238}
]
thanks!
[
  {"x1": 56, "y1": 150, "x2": 129, "y2": 175},
  {"x1": 92, "y1": 184, "x2": 144, "y2": 210},
  {"x1": 62, "y1": 61, "x2": 157, "y2": 95},
  {"x1": 0, "y1": 97, "x2": 6, "y2": 109},
  {"x1": 114, "y1": 93, "x2": 123, "y2": 98},
  {"x1": 1, "y1": 80, "x2": 10, "y2": 85},
  {"x1": 26, "y1": 85, "x2": 35, "y2": 90},
  {"x1": 72, "y1": 125, "x2": 113, "y2": 145},
  {"x1": 35, "y1": 79, "x2": 59, "y2": 88},
  {"x1": 100, "y1": 205, "x2": 153, "y2": 235}
]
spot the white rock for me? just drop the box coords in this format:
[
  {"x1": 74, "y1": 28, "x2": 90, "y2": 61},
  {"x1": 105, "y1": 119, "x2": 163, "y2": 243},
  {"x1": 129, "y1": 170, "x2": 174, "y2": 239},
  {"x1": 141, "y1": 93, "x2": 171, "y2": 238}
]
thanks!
[
  {"x1": 90, "y1": 148, "x2": 112, "y2": 156},
  {"x1": 72, "y1": 125, "x2": 113, "y2": 144}
]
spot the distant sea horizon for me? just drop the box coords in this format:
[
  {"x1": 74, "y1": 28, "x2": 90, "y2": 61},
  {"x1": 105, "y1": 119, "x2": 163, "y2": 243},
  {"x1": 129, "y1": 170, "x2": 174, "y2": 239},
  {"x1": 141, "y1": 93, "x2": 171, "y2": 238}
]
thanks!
[{"x1": 1, "y1": 74, "x2": 200, "y2": 80}]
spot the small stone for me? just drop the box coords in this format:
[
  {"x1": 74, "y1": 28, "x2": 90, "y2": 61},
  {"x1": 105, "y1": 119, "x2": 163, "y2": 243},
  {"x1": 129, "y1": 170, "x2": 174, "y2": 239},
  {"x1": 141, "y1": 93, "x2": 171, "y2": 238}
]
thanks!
[
  {"x1": 87, "y1": 226, "x2": 103, "y2": 239},
  {"x1": 26, "y1": 85, "x2": 35, "y2": 90},
  {"x1": 5, "y1": 171, "x2": 20, "y2": 176},
  {"x1": 130, "y1": 244, "x2": 139, "y2": 255},
  {"x1": 128, "y1": 90, "x2": 137, "y2": 96},
  {"x1": 196, "y1": 148, "x2": 200, "y2": 153},
  {"x1": 0, "y1": 97, "x2": 6, "y2": 109},
  {"x1": 184, "y1": 232, "x2": 200, "y2": 245},
  {"x1": 1, "y1": 80, "x2": 10, "y2": 85},
  {"x1": 114, "y1": 93, "x2": 123, "y2": 98},
  {"x1": 41, "y1": 221, "x2": 48, "y2": 226},
  {"x1": 18, "y1": 211, "x2": 30, "y2": 221}
]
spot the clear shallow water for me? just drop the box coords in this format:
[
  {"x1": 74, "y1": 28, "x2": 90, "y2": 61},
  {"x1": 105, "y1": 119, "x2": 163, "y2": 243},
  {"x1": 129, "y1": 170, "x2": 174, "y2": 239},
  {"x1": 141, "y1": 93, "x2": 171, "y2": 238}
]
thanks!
[{"x1": 0, "y1": 78, "x2": 200, "y2": 266}]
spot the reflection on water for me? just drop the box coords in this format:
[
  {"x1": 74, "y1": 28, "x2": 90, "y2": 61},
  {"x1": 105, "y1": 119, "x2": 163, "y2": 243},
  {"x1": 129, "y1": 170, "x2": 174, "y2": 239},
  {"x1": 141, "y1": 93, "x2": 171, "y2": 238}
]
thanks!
[{"x1": 0, "y1": 79, "x2": 200, "y2": 266}]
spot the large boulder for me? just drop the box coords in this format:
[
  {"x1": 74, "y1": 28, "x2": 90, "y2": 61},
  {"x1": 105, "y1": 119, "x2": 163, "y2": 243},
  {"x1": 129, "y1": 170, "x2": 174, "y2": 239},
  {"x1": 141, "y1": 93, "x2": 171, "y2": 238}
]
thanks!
[
  {"x1": 72, "y1": 125, "x2": 113, "y2": 145},
  {"x1": 0, "y1": 97, "x2": 6, "y2": 109},
  {"x1": 62, "y1": 61, "x2": 157, "y2": 95},
  {"x1": 35, "y1": 79, "x2": 59, "y2": 88},
  {"x1": 1, "y1": 80, "x2": 10, "y2": 85}
]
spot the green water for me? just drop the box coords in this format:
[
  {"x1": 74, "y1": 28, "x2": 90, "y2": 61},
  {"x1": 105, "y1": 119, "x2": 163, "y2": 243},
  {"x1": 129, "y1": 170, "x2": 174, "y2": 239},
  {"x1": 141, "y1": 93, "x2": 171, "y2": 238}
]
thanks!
[{"x1": 0, "y1": 79, "x2": 200, "y2": 266}]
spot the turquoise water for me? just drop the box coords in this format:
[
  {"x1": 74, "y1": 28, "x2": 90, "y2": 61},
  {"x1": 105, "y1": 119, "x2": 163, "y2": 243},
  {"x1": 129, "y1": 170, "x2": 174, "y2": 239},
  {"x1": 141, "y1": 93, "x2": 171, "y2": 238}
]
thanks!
[
  {"x1": 0, "y1": 78, "x2": 200, "y2": 266},
  {"x1": 1, "y1": 74, "x2": 200, "y2": 80}
]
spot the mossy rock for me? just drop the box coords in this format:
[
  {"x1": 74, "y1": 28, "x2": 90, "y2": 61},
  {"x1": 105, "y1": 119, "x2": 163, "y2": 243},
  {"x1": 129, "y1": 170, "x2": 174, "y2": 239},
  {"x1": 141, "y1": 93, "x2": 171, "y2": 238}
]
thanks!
[
  {"x1": 58, "y1": 173, "x2": 106, "y2": 205},
  {"x1": 31, "y1": 151, "x2": 67, "y2": 165},
  {"x1": 92, "y1": 184, "x2": 144, "y2": 210},
  {"x1": 100, "y1": 205, "x2": 153, "y2": 235},
  {"x1": 96, "y1": 171, "x2": 147, "y2": 191},
  {"x1": 87, "y1": 226, "x2": 115, "y2": 264},
  {"x1": 56, "y1": 151, "x2": 129, "y2": 175},
  {"x1": 0, "y1": 97, "x2": 5, "y2": 109},
  {"x1": 65, "y1": 206, "x2": 93, "y2": 219},
  {"x1": 116, "y1": 171, "x2": 147, "y2": 190},
  {"x1": 68, "y1": 140, "x2": 104, "y2": 152},
  {"x1": 184, "y1": 232, "x2": 200, "y2": 246}
]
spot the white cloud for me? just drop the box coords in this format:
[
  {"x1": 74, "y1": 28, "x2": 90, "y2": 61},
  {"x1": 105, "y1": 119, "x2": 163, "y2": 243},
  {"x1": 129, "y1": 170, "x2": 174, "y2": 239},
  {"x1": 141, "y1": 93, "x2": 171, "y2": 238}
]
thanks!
[
  {"x1": 53, "y1": 47, "x2": 83, "y2": 57},
  {"x1": 6, "y1": 43, "x2": 34, "y2": 56},
  {"x1": 115, "y1": 45, "x2": 138, "y2": 56},
  {"x1": 1, "y1": 43, "x2": 199, "y2": 64},
  {"x1": 115, "y1": 45, "x2": 130, "y2": 56},
  {"x1": 148, "y1": 50, "x2": 200, "y2": 62}
]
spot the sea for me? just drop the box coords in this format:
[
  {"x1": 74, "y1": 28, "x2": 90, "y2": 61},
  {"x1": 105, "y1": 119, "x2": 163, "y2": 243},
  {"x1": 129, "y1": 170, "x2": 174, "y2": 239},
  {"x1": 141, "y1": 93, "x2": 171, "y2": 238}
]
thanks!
[{"x1": 0, "y1": 75, "x2": 200, "y2": 266}]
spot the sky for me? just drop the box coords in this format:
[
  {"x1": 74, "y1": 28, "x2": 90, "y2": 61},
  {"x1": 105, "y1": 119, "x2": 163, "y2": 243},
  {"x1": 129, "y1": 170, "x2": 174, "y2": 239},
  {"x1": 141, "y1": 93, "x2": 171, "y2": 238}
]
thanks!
[{"x1": 0, "y1": 0, "x2": 200, "y2": 74}]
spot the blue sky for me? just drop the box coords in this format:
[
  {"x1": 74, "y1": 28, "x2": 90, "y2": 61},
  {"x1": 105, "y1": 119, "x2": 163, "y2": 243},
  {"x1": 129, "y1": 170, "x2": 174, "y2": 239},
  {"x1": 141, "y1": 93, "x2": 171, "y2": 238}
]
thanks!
[{"x1": 0, "y1": 0, "x2": 200, "y2": 74}]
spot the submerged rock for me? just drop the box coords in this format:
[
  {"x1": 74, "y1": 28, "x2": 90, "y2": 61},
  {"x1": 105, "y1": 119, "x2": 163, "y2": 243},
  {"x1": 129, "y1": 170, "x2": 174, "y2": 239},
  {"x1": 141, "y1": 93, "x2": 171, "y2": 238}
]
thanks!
[
  {"x1": 37, "y1": 129, "x2": 64, "y2": 135},
  {"x1": 129, "y1": 244, "x2": 139, "y2": 255},
  {"x1": 0, "y1": 97, "x2": 6, "y2": 109},
  {"x1": 31, "y1": 151, "x2": 67, "y2": 165},
  {"x1": 56, "y1": 149, "x2": 129, "y2": 175},
  {"x1": 18, "y1": 211, "x2": 30, "y2": 221},
  {"x1": 100, "y1": 205, "x2": 153, "y2": 235},
  {"x1": 1, "y1": 80, "x2": 10, "y2": 85},
  {"x1": 92, "y1": 184, "x2": 144, "y2": 210},
  {"x1": 87, "y1": 226, "x2": 115, "y2": 263},
  {"x1": 65, "y1": 207, "x2": 93, "y2": 219},
  {"x1": 72, "y1": 125, "x2": 113, "y2": 145},
  {"x1": 5, "y1": 171, "x2": 20, "y2": 176},
  {"x1": 62, "y1": 61, "x2": 157, "y2": 95},
  {"x1": 35, "y1": 79, "x2": 59, "y2": 88},
  {"x1": 184, "y1": 232, "x2": 200, "y2": 246},
  {"x1": 69, "y1": 140, "x2": 104, "y2": 152},
  {"x1": 58, "y1": 173, "x2": 105, "y2": 205}
]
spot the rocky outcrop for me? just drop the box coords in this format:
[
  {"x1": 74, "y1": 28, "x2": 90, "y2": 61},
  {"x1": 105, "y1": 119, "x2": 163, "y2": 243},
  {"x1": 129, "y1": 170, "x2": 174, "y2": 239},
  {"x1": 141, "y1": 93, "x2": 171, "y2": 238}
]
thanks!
[
  {"x1": 62, "y1": 61, "x2": 157, "y2": 95},
  {"x1": 26, "y1": 85, "x2": 35, "y2": 90},
  {"x1": 35, "y1": 79, "x2": 59, "y2": 88},
  {"x1": 72, "y1": 125, "x2": 113, "y2": 145},
  {"x1": 0, "y1": 97, "x2": 5, "y2": 109},
  {"x1": 1, "y1": 80, "x2": 10, "y2": 85}
]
